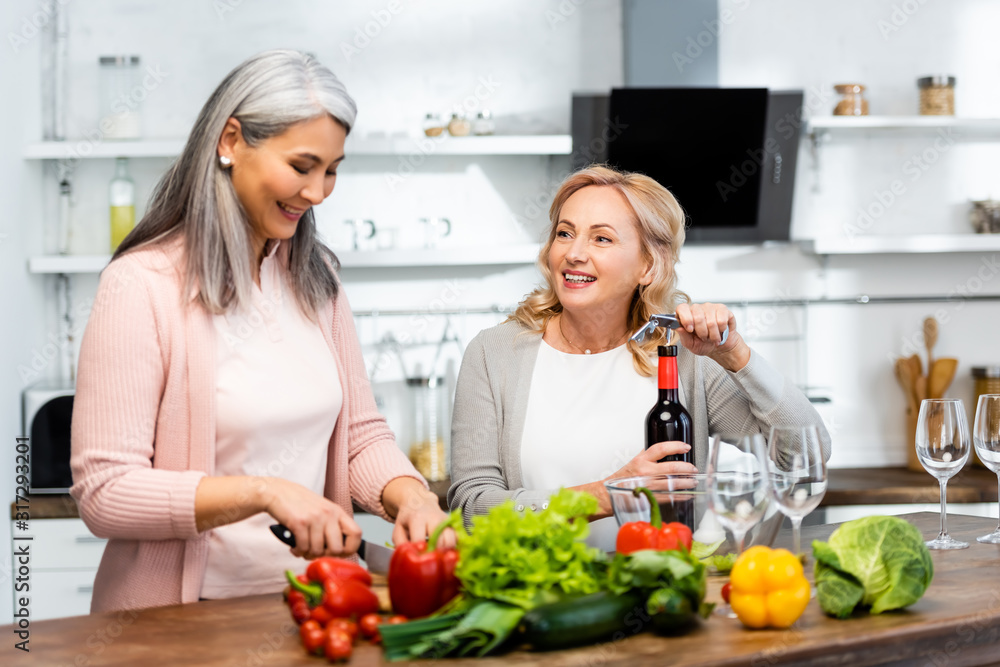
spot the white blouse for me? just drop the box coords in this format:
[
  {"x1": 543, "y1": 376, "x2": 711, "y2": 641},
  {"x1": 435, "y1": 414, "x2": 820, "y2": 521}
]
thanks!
[
  {"x1": 201, "y1": 241, "x2": 343, "y2": 598},
  {"x1": 520, "y1": 341, "x2": 686, "y2": 553}
]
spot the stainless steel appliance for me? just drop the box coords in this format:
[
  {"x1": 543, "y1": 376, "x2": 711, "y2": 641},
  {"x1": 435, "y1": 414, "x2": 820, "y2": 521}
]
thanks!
[{"x1": 23, "y1": 381, "x2": 75, "y2": 493}]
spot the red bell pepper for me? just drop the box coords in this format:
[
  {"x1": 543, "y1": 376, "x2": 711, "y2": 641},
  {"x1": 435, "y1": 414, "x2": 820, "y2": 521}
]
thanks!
[
  {"x1": 388, "y1": 513, "x2": 462, "y2": 619},
  {"x1": 615, "y1": 487, "x2": 693, "y2": 554},
  {"x1": 323, "y1": 578, "x2": 379, "y2": 619},
  {"x1": 306, "y1": 557, "x2": 372, "y2": 587},
  {"x1": 285, "y1": 570, "x2": 379, "y2": 619}
]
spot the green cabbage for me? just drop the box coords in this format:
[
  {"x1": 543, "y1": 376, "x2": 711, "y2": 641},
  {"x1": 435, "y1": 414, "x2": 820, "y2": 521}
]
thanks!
[{"x1": 812, "y1": 516, "x2": 934, "y2": 618}]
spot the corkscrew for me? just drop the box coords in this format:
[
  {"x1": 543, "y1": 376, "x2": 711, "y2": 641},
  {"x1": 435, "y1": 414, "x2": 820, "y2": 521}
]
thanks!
[{"x1": 630, "y1": 313, "x2": 728, "y2": 345}]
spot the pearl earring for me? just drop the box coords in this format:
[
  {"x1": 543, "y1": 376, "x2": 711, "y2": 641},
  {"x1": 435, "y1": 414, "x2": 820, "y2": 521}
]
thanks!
[{"x1": 219, "y1": 155, "x2": 232, "y2": 168}]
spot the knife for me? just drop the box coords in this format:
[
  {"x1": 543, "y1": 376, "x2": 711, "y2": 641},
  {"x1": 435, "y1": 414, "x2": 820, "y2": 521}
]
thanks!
[{"x1": 269, "y1": 523, "x2": 394, "y2": 575}]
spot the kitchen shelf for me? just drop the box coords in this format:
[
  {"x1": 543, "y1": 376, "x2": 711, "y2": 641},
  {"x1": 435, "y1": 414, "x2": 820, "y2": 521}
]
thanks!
[
  {"x1": 810, "y1": 233, "x2": 1000, "y2": 254},
  {"x1": 808, "y1": 116, "x2": 1000, "y2": 136},
  {"x1": 23, "y1": 135, "x2": 572, "y2": 160},
  {"x1": 23, "y1": 140, "x2": 186, "y2": 159},
  {"x1": 28, "y1": 245, "x2": 541, "y2": 274}
]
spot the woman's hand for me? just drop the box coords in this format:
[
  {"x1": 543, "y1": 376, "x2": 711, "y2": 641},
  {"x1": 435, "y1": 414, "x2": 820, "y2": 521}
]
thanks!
[
  {"x1": 572, "y1": 442, "x2": 698, "y2": 518},
  {"x1": 382, "y1": 477, "x2": 456, "y2": 550},
  {"x1": 259, "y1": 477, "x2": 363, "y2": 560},
  {"x1": 674, "y1": 302, "x2": 751, "y2": 372}
]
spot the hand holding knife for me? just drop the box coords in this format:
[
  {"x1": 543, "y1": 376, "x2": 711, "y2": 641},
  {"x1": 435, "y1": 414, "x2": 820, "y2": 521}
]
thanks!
[{"x1": 270, "y1": 523, "x2": 394, "y2": 574}]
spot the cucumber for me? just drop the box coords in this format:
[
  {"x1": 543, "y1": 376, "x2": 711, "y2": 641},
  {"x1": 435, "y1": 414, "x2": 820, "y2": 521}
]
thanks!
[
  {"x1": 647, "y1": 587, "x2": 696, "y2": 635},
  {"x1": 520, "y1": 591, "x2": 649, "y2": 651}
]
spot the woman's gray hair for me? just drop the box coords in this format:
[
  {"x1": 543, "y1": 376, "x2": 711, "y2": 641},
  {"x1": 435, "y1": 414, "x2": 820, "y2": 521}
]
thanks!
[{"x1": 113, "y1": 49, "x2": 357, "y2": 317}]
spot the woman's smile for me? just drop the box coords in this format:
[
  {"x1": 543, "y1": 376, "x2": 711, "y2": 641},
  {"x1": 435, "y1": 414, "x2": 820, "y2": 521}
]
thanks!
[
  {"x1": 277, "y1": 201, "x2": 307, "y2": 221},
  {"x1": 563, "y1": 270, "x2": 596, "y2": 288}
]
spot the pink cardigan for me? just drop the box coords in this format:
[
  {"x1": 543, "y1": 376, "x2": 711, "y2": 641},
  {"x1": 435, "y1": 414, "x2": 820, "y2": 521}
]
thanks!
[{"x1": 70, "y1": 237, "x2": 424, "y2": 613}]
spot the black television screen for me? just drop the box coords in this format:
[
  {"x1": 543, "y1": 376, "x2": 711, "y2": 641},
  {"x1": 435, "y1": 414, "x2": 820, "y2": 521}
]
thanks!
[
  {"x1": 608, "y1": 88, "x2": 767, "y2": 231},
  {"x1": 572, "y1": 88, "x2": 803, "y2": 243}
]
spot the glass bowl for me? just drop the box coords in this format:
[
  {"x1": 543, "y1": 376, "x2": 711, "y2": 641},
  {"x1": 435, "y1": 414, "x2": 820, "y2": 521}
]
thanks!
[{"x1": 603, "y1": 473, "x2": 780, "y2": 559}]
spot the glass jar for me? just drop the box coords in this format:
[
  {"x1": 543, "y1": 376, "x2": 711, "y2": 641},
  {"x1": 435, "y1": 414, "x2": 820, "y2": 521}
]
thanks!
[
  {"x1": 447, "y1": 113, "x2": 471, "y2": 137},
  {"x1": 833, "y1": 83, "x2": 869, "y2": 116},
  {"x1": 422, "y1": 113, "x2": 444, "y2": 137},
  {"x1": 918, "y1": 75, "x2": 956, "y2": 116},
  {"x1": 109, "y1": 157, "x2": 135, "y2": 251},
  {"x1": 407, "y1": 377, "x2": 448, "y2": 481},
  {"x1": 99, "y1": 55, "x2": 142, "y2": 139},
  {"x1": 473, "y1": 110, "x2": 495, "y2": 136}
]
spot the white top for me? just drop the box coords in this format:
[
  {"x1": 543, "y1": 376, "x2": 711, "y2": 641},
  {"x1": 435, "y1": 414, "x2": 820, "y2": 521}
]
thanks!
[
  {"x1": 201, "y1": 241, "x2": 343, "y2": 598},
  {"x1": 520, "y1": 341, "x2": 686, "y2": 553}
]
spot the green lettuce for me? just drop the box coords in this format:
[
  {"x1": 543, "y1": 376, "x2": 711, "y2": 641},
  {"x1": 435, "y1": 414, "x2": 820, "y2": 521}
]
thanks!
[
  {"x1": 812, "y1": 516, "x2": 934, "y2": 618},
  {"x1": 454, "y1": 488, "x2": 606, "y2": 609}
]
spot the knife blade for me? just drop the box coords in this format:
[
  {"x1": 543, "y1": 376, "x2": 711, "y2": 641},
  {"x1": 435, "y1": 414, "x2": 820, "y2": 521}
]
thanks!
[{"x1": 268, "y1": 523, "x2": 394, "y2": 575}]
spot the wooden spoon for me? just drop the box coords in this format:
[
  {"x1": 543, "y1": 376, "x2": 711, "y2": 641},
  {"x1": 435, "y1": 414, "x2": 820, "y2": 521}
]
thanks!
[
  {"x1": 924, "y1": 316, "x2": 939, "y2": 369},
  {"x1": 908, "y1": 353, "x2": 923, "y2": 381},
  {"x1": 898, "y1": 360, "x2": 919, "y2": 413},
  {"x1": 928, "y1": 357, "x2": 959, "y2": 399}
]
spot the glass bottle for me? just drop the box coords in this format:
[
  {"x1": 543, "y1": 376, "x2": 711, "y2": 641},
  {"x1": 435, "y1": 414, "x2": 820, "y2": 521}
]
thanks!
[
  {"x1": 109, "y1": 157, "x2": 135, "y2": 251},
  {"x1": 645, "y1": 345, "x2": 694, "y2": 465}
]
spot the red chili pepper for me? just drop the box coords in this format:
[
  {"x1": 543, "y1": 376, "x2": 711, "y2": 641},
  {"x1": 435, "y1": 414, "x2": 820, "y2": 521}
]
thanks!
[
  {"x1": 299, "y1": 620, "x2": 326, "y2": 656},
  {"x1": 305, "y1": 557, "x2": 372, "y2": 587},
  {"x1": 615, "y1": 487, "x2": 694, "y2": 554},
  {"x1": 388, "y1": 514, "x2": 462, "y2": 619}
]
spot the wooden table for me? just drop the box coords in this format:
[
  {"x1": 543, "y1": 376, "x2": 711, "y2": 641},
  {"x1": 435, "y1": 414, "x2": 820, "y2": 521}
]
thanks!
[{"x1": 11, "y1": 512, "x2": 1000, "y2": 666}]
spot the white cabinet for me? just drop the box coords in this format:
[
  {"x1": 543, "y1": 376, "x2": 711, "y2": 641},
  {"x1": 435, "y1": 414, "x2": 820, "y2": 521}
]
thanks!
[{"x1": 12, "y1": 518, "x2": 107, "y2": 621}]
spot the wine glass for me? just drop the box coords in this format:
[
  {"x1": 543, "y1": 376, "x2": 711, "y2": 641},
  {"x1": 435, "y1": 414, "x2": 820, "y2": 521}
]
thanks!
[
  {"x1": 767, "y1": 425, "x2": 827, "y2": 557},
  {"x1": 707, "y1": 433, "x2": 770, "y2": 616},
  {"x1": 915, "y1": 398, "x2": 971, "y2": 550},
  {"x1": 974, "y1": 394, "x2": 1000, "y2": 544}
]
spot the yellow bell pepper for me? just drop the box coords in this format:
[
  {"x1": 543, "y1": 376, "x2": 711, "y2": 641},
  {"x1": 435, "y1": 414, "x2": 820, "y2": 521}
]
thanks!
[{"x1": 729, "y1": 545, "x2": 810, "y2": 629}]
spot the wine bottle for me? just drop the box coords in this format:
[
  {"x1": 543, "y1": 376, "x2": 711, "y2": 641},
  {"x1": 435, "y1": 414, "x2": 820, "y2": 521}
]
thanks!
[{"x1": 645, "y1": 345, "x2": 694, "y2": 465}]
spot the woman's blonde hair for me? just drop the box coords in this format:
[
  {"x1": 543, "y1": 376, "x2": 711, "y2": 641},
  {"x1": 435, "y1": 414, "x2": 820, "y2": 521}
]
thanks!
[
  {"x1": 508, "y1": 164, "x2": 689, "y2": 376},
  {"x1": 113, "y1": 49, "x2": 357, "y2": 317}
]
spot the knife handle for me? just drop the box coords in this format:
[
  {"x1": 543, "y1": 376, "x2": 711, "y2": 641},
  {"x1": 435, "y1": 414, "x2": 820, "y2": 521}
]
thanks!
[{"x1": 269, "y1": 523, "x2": 368, "y2": 561}]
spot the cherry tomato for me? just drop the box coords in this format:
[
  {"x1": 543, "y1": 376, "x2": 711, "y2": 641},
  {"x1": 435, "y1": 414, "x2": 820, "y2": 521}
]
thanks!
[
  {"x1": 309, "y1": 605, "x2": 334, "y2": 627},
  {"x1": 385, "y1": 615, "x2": 407, "y2": 625},
  {"x1": 327, "y1": 618, "x2": 359, "y2": 643},
  {"x1": 359, "y1": 613, "x2": 383, "y2": 641},
  {"x1": 721, "y1": 582, "x2": 732, "y2": 604},
  {"x1": 299, "y1": 620, "x2": 326, "y2": 656},
  {"x1": 289, "y1": 601, "x2": 311, "y2": 625},
  {"x1": 324, "y1": 629, "x2": 353, "y2": 662}
]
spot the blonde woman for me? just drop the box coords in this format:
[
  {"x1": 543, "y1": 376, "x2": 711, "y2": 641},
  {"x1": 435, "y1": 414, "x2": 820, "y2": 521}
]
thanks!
[
  {"x1": 448, "y1": 165, "x2": 830, "y2": 549},
  {"x1": 71, "y1": 50, "x2": 449, "y2": 613}
]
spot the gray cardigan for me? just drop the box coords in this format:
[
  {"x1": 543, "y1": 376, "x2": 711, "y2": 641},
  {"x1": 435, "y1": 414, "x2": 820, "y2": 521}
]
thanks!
[{"x1": 448, "y1": 321, "x2": 831, "y2": 523}]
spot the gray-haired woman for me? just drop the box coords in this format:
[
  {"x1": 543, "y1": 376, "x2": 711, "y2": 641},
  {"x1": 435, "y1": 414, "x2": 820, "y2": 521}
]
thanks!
[{"x1": 70, "y1": 50, "x2": 449, "y2": 613}]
